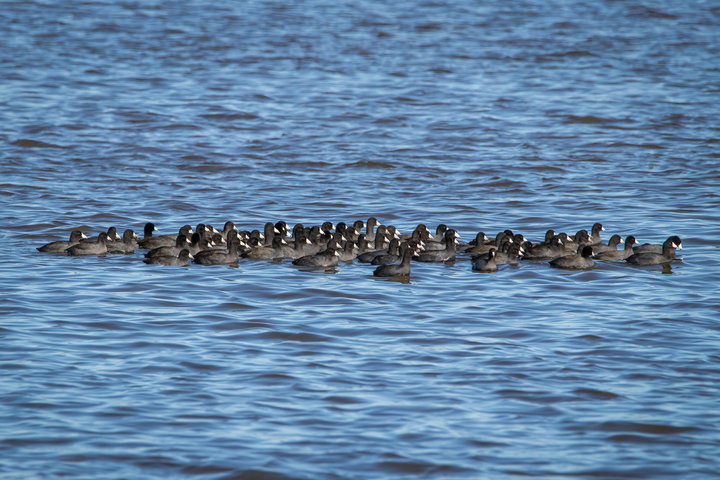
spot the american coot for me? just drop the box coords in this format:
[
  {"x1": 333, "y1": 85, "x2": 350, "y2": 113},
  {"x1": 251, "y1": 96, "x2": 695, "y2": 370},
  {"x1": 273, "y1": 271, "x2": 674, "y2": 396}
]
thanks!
[
  {"x1": 335, "y1": 241, "x2": 358, "y2": 262},
  {"x1": 145, "y1": 234, "x2": 191, "y2": 259},
  {"x1": 522, "y1": 236, "x2": 565, "y2": 260},
  {"x1": 416, "y1": 229, "x2": 458, "y2": 262},
  {"x1": 633, "y1": 235, "x2": 682, "y2": 254},
  {"x1": 274, "y1": 221, "x2": 288, "y2": 239},
  {"x1": 356, "y1": 235, "x2": 393, "y2": 263},
  {"x1": 188, "y1": 233, "x2": 214, "y2": 255},
  {"x1": 195, "y1": 237, "x2": 242, "y2": 265},
  {"x1": 429, "y1": 224, "x2": 448, "y2": 243},
  {"x1": 464, "y1": 231, "x2": 508, "y2": 255},
  {"x1": 595, "y1": 236, "x2": 637, "y2": 261},
  {"x1": 66, "y1": 232, "x2": 109, "y2": 256},
  {"x1": 463, "y1": 231, "x2": 494, "y2": 254},
  {"x1": 565, "y1": 230, "x2": 592, "y2": 252},
  {"x1": 423, "y1": 224, "x2": 450, "y2": 251},
  {"x1": 626, "y1": 237, "x2": 680, "y2": 266},
  {"x1": 280, "y1": 234, "x2": 314, "y2": 259},
  {"x1": 472, "y1": 248, "x2": 498, "y2": 272},
  {"x1": 541, "y1": 229, "x2": 557, "y2": 245},
  {"x1": 37, "y1": 230, "x2": 87, "y2": 253},
  {"x1": 358, "y1": 238, "x2": 400, "y2": 263},
  {"x1": 372, "y1": 240, "x2": 423, "y2": 265},
  {"x1": 137, "y1": 223, "x2": 183, "y2": 249},
  {"x1": 373, "y1": 243, "x2": 414, "y2": 277},
  {"x1": 342, "y1": 220, "x2": 362, "y2": 243},
  {"x1": 549, "y1": 245, "x2": 595, "y2": 269},
  {"x1": 590, "y1": 223, "x2": 605, "y2": 245},
  {"x1": 591, "y1": 234, "x2": 623, "y2": 254},
  {"x1": 261, "y1": 222, "x2": 280, "y2": 246},
  {"x1": 221, "y1": 221, "x2": 238, "y2": 241},
  {"x1": 242, "y1": 235, "x2": 287, "y2": 260},
  {"x1": 107, "y1": 229, "x2": 139, "y2": 254},
  {"x1": 144, "y1": 249, "x2": 192, "y2": 266},
  {"x1": 292, "y1": 247, "x2": 341, "y2": 268},
  {"x1": 365, "y1": 217, "x2": 379, "y2": 243},
  {"x1": 494, "y1": 243, "x2": 524, "y2": 266}
]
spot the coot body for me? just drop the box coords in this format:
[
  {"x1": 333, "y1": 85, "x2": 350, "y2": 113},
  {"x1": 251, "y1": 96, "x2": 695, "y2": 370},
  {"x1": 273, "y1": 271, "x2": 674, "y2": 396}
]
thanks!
[
  {"x1": 37, "y1": 230, "x2": 87, "y2": 253},
  {"x1": 549, "y1": 246, "x2": 595, "y2": 269},
  {"x1": 472, "y1": 248, "x2": 498, "y2": 272}
]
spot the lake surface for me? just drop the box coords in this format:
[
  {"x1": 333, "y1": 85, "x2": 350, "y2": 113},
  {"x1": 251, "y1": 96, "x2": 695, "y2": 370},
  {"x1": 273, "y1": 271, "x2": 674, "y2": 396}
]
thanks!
[{"x1": 2, "y1": 0, "x2": 719, "y2": 478}]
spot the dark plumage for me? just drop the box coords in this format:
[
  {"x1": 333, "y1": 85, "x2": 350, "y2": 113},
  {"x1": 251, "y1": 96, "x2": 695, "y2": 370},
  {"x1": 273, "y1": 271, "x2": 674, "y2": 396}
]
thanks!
[
  {"x1": 522, "y1": 236, "x2": 565, "y2": 260},
  {"x1": 292, "y1": 248, "x2": 341, "y2": 268},
  {"x1": 107, "y1": 229, "x2": 139, "y2": 254},
  {"x1": 472, "y1": 248, "x2": 498, "y2": 272},
  {"x1": 194, "y1": 237, "x2": 242, "y2": 265},
  {"x1": 66, "y1": 232, "x2": 109, "y2": 256},
  {"x1": 494, "y1": 243, "x2": 523, "y2": 266},
  {"x1": 595, "y1": 236, "x2": 637, "y2": 261},
  {"x1": 144, "y1": 249, "x2": 192, "y2": 266},
  {"x1": 633, "y1": 236, "x2": 682, "y2": 254},
  {"x1": 373, "y1": 243, "x2": 414, "y2": 277},
  {"x1": 145, "y1": 234, "x2": 190, "y2": 259},
  {"x1": 591, "y1": 234, "x2": 623, "y2": 254},
  {"x1": 549, "y1": 245, "x2": 595, "y2": 269},
  {"x1": 626, "y1": 237, "x2": 680, "y2": 266},
  {"x1": 372, "y1": 240, "x2": 423, "y2": 266},
  {"x1": 37, "y1": 230, "x2": 87, "y2": 253},
  {"x1": 364, "y1": 217, "x2": 379, "y2": 243},
  {"x1": 415, "y1": 229, "x2": 458, "y2": 262},
  {"x1": 590, "y1": 223, "x2": 605, "y2": 245}
]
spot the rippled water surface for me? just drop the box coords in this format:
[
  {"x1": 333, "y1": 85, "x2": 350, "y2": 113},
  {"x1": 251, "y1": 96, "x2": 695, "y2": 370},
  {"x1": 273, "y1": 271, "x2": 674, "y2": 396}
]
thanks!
[{"x1": 2, "y1": 0, "x2": 720, "y2": 478}]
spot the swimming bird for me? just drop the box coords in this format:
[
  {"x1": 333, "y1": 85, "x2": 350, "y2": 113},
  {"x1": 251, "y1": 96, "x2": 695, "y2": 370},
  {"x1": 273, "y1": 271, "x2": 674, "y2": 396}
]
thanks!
[
  {"x1": 595, "y1": 236, "x2": 637, "y2": 261},
  {"x1": 65, "y1": 232, "x2": 109, "y2": 256},
  {"x1": 625, "y1": 237, "x2": 680, "y2": 266},
  {"x1": 591, "y1": 234, "x2": 623, "y2": 254},
  {"x1": 415, "y1": 229, "x2": 458, "y2": 262},
  {"x1": 364, "y1": 217, "x2": 379, "y2": 243},
  {"x1": 143, "y1": 249, "x2": 192, "y2": 266},
  {"x1": 373, "y1": 243, "x2": 414, "y2": 277},
  {"x1": 242, "y1": 235, "x2": 287, "y2": 260},
  {"x1": 357, "y1": 238, "x2": 399, "y2": 263},
  {"x1": 137, "y1": 222, "x2": 181, "y2": 249},
  {"x1": 494, "y1": 242, "x2": 524, "y2": 266},
  {"x1": 590, "y1": 223, "x2": 606, "y2": 245},
  {"x1": 372, "y1": 240, "x2": 423, "y2": 265},
  {"x1": 144, "y1": 234, "x2": 191, "y2": 259},
  {"x1": 463, "y1": 231, "x2": 490, "y2": 252},
  {"x1": 194, "y1": 237, "x2": 242, "y2": 265},
  {"x1": 107, "y1": 229, "x2": 139, "y2": 254},
  {"x1": 37, "y1": 230, "x2": 87, "y2": 253},
  {"x1": 292, "y1": 247, "x2": 341, "y2": 268},
  {"x1": 472, "y1": 248, "x2": 498, "y2": 272},
  {"x1": 564, "y1": 230, "x2": 592, "y2": 253},
  {"x1": 280, "y1": 234, "x2": 314, "y2": 259},
  {"x1": 463, "y1": 230, "x2": 505, "y2": 255},
  {"x1": 521, "y1": 236, "x2": 565, "y2": 260},
  {"x1": 632, "y1": 235, "x2": 682, "y2": 254},
  {"x1": 549, "y1": 245, "x2": 595, "y2": 269}
]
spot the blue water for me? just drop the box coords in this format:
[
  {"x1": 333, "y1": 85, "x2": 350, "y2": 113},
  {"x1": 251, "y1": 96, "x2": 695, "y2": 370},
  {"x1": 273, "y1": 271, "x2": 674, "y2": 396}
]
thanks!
[{"x1": 2, "y1": 1, "x2": 720, "y2": 478}]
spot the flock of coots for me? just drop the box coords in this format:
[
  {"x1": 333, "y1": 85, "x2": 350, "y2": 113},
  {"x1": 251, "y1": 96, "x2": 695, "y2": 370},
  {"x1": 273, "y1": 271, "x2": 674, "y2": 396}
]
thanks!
[{"x1": 37, "y1": 219, "x2": 683, "y2": 276}]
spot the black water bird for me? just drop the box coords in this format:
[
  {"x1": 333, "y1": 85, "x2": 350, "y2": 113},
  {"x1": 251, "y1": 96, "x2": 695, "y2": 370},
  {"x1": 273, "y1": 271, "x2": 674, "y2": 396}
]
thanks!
[
  {"x1": 144, "y1": 249, "x2": 192, "y2": 266},
  {"x1": 37, "y1": 230, "x2": 87, "y2": 253},
  {"x1": 373, "y1": 243, "x2": 414, "y2": 277},
  {"x1": 66, "y1": 232, "x2": 109, "y2": 256},
  {"x1": 595, "y1": 236, "x2": 637, "y2": 261},
  {"x1": 626, "y1": 237, "x2": 680, "y2": 266},
  {"x1": 107, "y1": 229, "x2": 139, "y2": 254},
  {"x1": 549, "y1": 245, "x2": 595, "y2": 269},
  {"x1": 472, "y1": 248, "x2": 498, "y2": 272}
]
